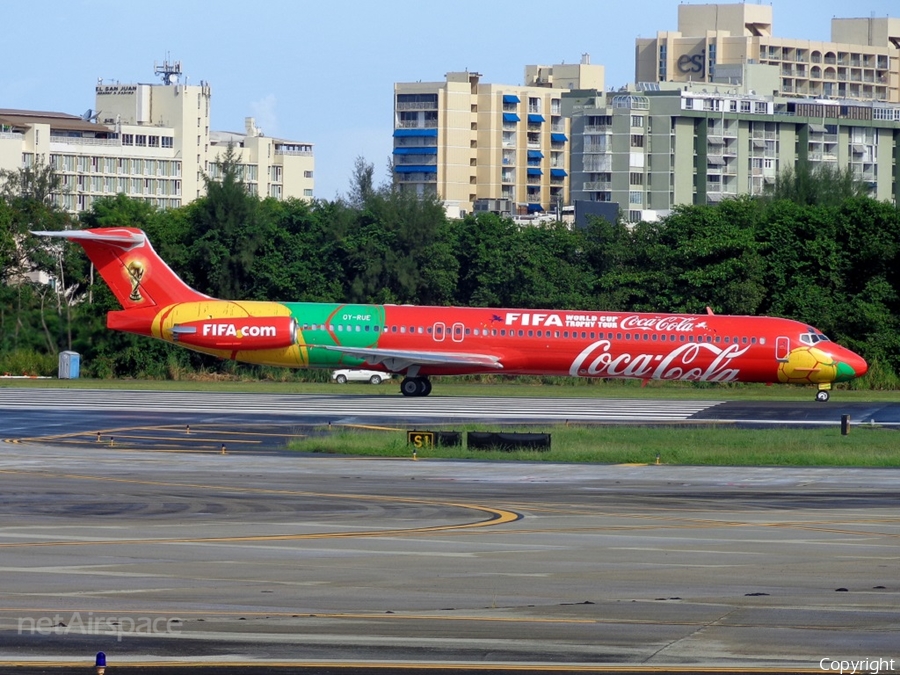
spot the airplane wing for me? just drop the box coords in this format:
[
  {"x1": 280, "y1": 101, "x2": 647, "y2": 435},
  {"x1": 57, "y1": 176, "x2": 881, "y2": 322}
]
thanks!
[{"x1": 312, "y1": 345, "x2": 504, "y2": 373}]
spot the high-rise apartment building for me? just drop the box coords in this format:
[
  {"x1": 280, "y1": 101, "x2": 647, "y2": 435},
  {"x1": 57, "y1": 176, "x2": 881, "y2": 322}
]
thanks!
[
  {"x1": 636, "y1": 4, "x2": 900, "y2": 103},
  {"x1": 393, "y1": 59, "x2": 603, "y2": 216},
  {"x1": 0, "y1": 61, "x2": 314, "y2": 214},
  {"x1": 568, "y1": 72, "x2": 900, "y2": 222}
]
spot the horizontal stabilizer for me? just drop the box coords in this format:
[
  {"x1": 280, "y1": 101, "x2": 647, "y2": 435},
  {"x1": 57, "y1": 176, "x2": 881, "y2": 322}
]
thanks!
[{"x1": 32, "y1": 229, "x2": 146, "y2": 248}]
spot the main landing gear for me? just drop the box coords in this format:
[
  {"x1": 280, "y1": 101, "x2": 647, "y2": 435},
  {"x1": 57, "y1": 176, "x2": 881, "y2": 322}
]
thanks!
[{"x1": 400, "y1": 376, "x2": 432, "y2": 397}]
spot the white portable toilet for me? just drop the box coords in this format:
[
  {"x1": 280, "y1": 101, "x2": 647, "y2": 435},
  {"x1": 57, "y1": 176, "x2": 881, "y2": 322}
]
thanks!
[{"x1": 58, "y1": 351, "x2": 81, "y2": 379}]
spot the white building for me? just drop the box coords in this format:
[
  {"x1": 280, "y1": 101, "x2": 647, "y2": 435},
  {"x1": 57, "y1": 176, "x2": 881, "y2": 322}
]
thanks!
[{"x1": 0, "y1": 61, "x2": 314, "y2": 213}]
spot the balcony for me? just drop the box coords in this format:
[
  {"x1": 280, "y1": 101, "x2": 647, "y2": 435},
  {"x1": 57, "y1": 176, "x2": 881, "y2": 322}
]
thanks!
[
  {"x1": 583, "y1": 180, "x2": 612, "y2": 191},
  {"x1": 397, "y1": 120, "x2": 438, "y2": 129},
  {"x1": 396, "y1": 101, "x2": 438, "y2": 110},
  {"x1": 49, "y1": 135, "x2": 120, "y2": 147}
]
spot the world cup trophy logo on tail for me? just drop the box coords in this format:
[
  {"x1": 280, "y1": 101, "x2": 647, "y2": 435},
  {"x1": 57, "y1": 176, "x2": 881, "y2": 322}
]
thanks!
[{"x1": 127, "y1": 260, "x2": 145, "y2": 302}]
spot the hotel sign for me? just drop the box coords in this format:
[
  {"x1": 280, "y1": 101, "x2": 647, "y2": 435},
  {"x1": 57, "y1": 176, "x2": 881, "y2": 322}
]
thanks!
[{"x1": 96, "y1": 85, "x2": 138, "y2": 96}]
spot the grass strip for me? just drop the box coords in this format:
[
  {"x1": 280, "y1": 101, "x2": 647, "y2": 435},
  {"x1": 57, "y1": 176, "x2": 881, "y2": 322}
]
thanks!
[{"x1": 289, "y1": 423, "x2": 900, "y2": 467}]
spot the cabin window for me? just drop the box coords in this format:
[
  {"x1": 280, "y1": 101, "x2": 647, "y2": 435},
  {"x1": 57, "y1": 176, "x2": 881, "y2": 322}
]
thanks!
[
  {"x1": 742, "y1": 337, "x2": 747, "y2": 344},
  {"x1": 518, "y1": 330, "x2": 524, "y2": 337},
  {"x1": 400, "y1": 326, "x2": 406, "y2": 333},
  {"x1": 643, "y1": 334, "x2": 649, "y2": 341},
  {"x1": 625, "y1": 334, "x2": 631, "y2": 340},
  {"x1": 427, "y1": 327, "x2": 432, "y2": 334},
  {"x1": 528, "y1": 330, "x2": 534, "y2": 337},
  {"x1": 617, "y1": 333, "x2": 622, "y2": 340},
  {"x1": 465, "y1": 328, "x2": 471, "y2": 335},
  {"x1": 374, "y1": 325, "x2": 380, "y2": 332},
  {"x1": 651, "y1": 334, "x2": 657, "y2": 341},
  {"x1": 679, "y1": 335, "x2": 685, "y2": 342},
  {"x1": 365, "y1": 325, "x2": 370, "y2": 332},
  {"x1": 554, "y1": 331, "x2": 560, "y2": 338},
  {"x1": 724, "y1": 336, "x2": 729, "y2": 343},
  {"x1": 660, "y1": 334, "x2": 666, "y2": 341},
  {"x1": 590, "y1": 332, "x2": 596, "y2": 339}
]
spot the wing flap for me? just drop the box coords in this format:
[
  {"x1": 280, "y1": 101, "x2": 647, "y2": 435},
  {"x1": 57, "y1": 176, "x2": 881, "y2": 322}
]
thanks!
[{"x1": 314, "y1": 344, "x2": 503, "y2": 372}]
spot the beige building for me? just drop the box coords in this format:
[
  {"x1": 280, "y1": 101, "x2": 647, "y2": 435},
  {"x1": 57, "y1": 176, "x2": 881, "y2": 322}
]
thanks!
[
  {"x1": 636, "y1": 3, "x2": 900, "y2": 103},
  {"x1": 0, "y1": 61, "x2": 314, "y2": 214},
  {"x1": 209, "y1": 118, "x2": 314, "y2": 201},
  {"x1": 393, "y1": 58, "x2": 604, "y2": 216}
]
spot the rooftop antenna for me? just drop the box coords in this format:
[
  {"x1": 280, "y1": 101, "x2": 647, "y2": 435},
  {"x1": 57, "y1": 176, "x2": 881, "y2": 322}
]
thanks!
[{"x1": 154, "y1": 58, "x2": 182, "y2": 85}]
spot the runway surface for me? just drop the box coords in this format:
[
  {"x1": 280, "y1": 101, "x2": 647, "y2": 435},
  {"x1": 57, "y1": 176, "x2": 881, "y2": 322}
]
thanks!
[
  {"x1": 3, "y1": 387, "x2": 900, "y2": 433},
  {"x1": 1, "y1": 388, "x2": 899, "y2": 672}
]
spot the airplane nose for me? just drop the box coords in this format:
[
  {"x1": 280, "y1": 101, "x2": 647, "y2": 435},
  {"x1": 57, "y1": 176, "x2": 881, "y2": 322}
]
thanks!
[
  {"x1": 836, "y1": 349, "x2": 868, "y2": 381},
  {"x1": 851, "y1": 352, "x2": 868, "y2": 378}
]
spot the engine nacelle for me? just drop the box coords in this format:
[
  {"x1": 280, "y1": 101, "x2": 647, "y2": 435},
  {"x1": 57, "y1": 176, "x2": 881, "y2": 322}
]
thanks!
[{"x1": 170, "y1": 316, "x2": 297, "y2": 350}]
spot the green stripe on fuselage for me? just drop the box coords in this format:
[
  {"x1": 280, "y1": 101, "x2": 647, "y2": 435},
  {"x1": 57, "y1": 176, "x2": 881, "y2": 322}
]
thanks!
[{"x1": 286, "y1": 303, "x2": 386, "y2": 368}]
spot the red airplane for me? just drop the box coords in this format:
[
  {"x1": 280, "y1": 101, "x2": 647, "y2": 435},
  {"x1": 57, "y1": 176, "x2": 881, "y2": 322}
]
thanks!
[{"x1": 34, "y1": 227, "x2": 868, "y2": 400}]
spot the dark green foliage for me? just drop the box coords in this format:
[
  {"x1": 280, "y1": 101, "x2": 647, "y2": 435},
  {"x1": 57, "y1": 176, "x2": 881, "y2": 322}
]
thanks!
[
  {"x1": 762, "y1": 163, "x2": 870, "y2": 207},
  {"x1": 3, "y1": 156, "x2": 900, "y2": 386}
]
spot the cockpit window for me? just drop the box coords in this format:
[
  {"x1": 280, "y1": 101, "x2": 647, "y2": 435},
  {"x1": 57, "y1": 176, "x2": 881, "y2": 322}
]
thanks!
[{"x1": 800, "y1": 330, "x2": 831, "y2": 345}]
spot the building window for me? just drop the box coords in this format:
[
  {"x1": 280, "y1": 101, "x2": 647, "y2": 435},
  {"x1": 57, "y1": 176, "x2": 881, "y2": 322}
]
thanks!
[
  {"x1": 630, "y1": 134, "x2": 644, "y2": 148},
  {"x1": 135, "y1": 135, "x2": 147, "y2": 146},
  {"x1": 631, "y1": 115, "x2": 644, "y2": 127},
  {"x1": 304, "y1": 170, "x2": 313, "y2": 178},
  {"x1": 629, "y1": 172, "x2": 644, "y2": 185},
  {"x1": 629, "y1": 191, "x2": 643, "y2": 204},
  {"x1": 122, "y1": 134, "x2": 134, "y2": 146},
  {"x1": 162, "y1": 136, "x2": 173, "y2": 148},
  {"x1": 304, "y1": 189, "x2": 313, "y2": 197},
  {"x1": 148, "y1": 136, "x2": 160, "y2": 147}
]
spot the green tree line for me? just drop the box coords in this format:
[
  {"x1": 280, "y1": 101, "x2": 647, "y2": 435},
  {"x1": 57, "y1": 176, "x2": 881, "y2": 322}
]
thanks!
[{"x1": 2, "y1": 157, "x2": 899, "y2": 388}]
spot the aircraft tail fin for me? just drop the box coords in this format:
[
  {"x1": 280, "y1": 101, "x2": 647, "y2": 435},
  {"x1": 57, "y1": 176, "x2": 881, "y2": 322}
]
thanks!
[{"x1": 32, "y1": 228, "x2": 208, "y2": 309}]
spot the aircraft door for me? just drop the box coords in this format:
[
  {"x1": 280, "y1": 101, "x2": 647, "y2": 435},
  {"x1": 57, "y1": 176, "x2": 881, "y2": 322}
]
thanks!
[
  {"x1": 775, "y1": 336, "x2": 791, "y2": 362},
  {"x1": 451, "y1": 322, "x2": 465, "y2": 343},
  {"x1": 433, "y1": 322, "x2": 446, "y2": 342}
]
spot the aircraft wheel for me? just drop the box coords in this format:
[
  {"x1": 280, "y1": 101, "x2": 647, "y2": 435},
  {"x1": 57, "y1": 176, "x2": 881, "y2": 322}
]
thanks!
[
  {"x1": 369, "y1": 375, "x2": 382, "y2": 385},
  {"x1": 815, "y1": 390, "x2": 830, "y2": 402},
  {"x1": 400, "y1": 377, "x2": 421, "y2": 397},
  {"x1": 335, "y1": 374, "x2": 348, "y2": 384},
  {"x1": 420, "y1": 379, "x2": 433, "y2": 396}
]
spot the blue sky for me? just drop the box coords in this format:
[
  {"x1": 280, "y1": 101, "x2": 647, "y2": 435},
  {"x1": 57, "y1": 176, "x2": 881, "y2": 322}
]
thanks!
[{"x1": 2, "y1": 0, "x2": 897, "y2": 200}]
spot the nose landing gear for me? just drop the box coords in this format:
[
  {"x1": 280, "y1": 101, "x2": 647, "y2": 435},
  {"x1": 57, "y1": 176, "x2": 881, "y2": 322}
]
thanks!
[{"x1": 815, "y1": 383, "x2": 831, "y2": 402}]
